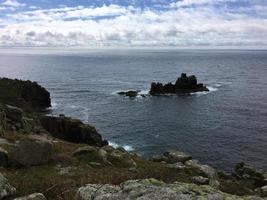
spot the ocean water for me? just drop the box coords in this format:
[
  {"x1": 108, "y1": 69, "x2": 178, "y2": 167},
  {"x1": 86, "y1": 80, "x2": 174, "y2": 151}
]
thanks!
[{"x1": 0, "y1": 48, "x2": 266, "y2": 171}]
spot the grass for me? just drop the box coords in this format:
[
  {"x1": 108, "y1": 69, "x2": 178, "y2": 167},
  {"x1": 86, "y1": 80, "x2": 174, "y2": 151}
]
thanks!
[
  {"x1": 1, "y1": 152, "x2": 200, "y2": 199},
  {"x1": 0, "y1": 134, "x2": 261, "y2": 199}
]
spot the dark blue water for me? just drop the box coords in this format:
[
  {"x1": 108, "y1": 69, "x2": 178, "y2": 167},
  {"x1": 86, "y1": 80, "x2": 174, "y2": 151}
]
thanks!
[{"x1": 0, "y1": 48, "x2": 266, "y2": 171}]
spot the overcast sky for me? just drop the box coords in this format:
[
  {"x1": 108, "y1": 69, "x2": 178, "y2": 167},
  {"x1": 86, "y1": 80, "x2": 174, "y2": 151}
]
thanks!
[{"x1": 0, "y1": 0, "x2": 266, "y2": 47}]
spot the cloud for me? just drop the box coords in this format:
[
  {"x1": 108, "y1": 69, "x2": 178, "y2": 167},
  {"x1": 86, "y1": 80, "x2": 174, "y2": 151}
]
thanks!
[
  {"x1": 170, "y1": 0, "x2": 239, "y2": 7},
  {"x1": 0, "y1": 2, "x2": 266, "y2": 47},
  {"x1": 1, "y1": 0, "x2": 26, "y2": 7}
]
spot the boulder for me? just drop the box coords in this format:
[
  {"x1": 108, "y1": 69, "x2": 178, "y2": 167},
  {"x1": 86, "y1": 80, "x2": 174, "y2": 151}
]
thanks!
[
  {"x1": 0, "y1": 78, "x2": 51, "y2": 109},
  {"x1": 117, "y1": 90, "x2": 140, "y2": 98},
  {"x1": 185, "y1": 159, "x2": 220, "y2": 188},
  {"x1": 107, "y1": 149, "x2": 136, "y2": 167},
  {"x1": 0, "y1": 173, "x2": 16, "y2": 199},
  {"x1": 5, "y1": 105, "x2": 23, "y2": 122},
  {"x1": 152, "y1": 150, "x2": 192, "y2": 164},
  {"x1": 40, "y1": 115, "x2": 107, "y2": 147},
  {"x1": 192, "y1": 176, "x2": 209, "y2": 185},
  {"x1": 75, "y1": 178, "x2": 257, "y2": 200},
  {"x1": 14, "y1": 193, "x2": 46, "y2": 200},
  {"x1": 73, "y1": 146, "x2": 135, "y2": 167},
  {"x1": 260, "y1": 185, "x2": 267, "y2": 197},
  {"x1": 0, "y1": 147, "x2": 8, "y2": 167},
  {"x1": 163, "y1": 150, "x2": 192, "y2": 163},
  {"x1": 9, "y1": 138, "x2": 53, "y2": 166},
  {"x1": 72, "y1": 146, "x2": 106, "y2": 164},
  {"x1": 234, "y1": 162, "x2": 266, "y2": 187},
  {"x1": 149, "y1": 73, "x2": 209, "y2": 95},
  {"x1": 166, "y1": 162, "x2": 186, "y2": 170}
]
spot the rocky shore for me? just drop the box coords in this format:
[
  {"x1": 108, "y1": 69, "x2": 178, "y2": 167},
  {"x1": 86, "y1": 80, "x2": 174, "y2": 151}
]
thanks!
[{"x1": 0, "y1": 78, "x2": 266, "y2": 199}]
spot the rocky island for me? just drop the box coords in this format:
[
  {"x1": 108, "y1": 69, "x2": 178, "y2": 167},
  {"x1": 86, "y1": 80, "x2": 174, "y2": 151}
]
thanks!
[
  {"x1": 150, "y1": 73, "x2": 209, "y2": 95},
  {"x1": 0, "y1": 77, "x2": 266, "y2": 199}
]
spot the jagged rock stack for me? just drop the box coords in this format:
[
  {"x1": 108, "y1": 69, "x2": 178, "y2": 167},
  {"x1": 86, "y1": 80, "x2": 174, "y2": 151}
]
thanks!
[{"x1": 150, "y1": 73, "x2": 209, "y2": 95}]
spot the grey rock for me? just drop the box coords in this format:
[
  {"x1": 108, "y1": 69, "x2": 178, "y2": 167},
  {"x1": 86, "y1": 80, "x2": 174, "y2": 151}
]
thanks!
[
  {"x1": 192, "y1": 176, "x2": 209, "y2": 185},
  {"x1": 108, "y1": 149, "x2": 136, "y2": 167},
  {"x1": 185, "y1": 159, "x2": 220, "y2": 188},
  {"x1": 72, "y1": 146, "x2": 99, "y2": 158},
  {"x1": 10, "y1": 138, "x2": 53, "y2": 166},
  {"x1": 260, "y1": 185, "x2": 267, "y2": 197},
  {"x1": 5, "y1": 105, "x2": 23, "y2": 122},
  {"x1": 76, "y1": 178, "x2": 257, "y2": 200},
  {"x1": 14, "y1": 193, "x2": 46, "y2": 200},
  {"x1": 21, "y1": 117, "x2": 35, "y2": 133},
  {"x1": 163, "y1": 150, "x2": 192, "y2": 163},
  {"x1": 166, "y1": 162, "x2": 185, "y2": 170},
  {"x1": 0, "y1": 173, "x2": 16, "y2": 199},
  {"x1": 101, "y1": 145, "x2": 115, "y2": 153},
  {"x1": 152, "y1": 150, "x2": 192, "y2": 164}
]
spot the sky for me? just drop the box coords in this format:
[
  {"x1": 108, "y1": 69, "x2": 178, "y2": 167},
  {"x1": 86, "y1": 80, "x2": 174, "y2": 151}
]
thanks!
[{"x1": 0, "y1": 0, "x2": 266, "y2": 47}]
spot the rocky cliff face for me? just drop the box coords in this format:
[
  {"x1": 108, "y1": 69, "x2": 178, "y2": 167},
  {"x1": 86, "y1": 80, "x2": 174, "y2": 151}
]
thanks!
[
  {"x1": 40, "y1": 115, "x2": 107, "y2": 147},
  {"x1": 150, "y1": 73, "x2": 209, "y2": 95},
  {"x1": 0, "y1": 78, "x2": 51, "y2": 110}
]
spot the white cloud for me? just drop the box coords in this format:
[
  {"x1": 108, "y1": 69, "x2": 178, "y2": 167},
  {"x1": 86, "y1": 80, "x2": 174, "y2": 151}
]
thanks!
[
  {"x1": 0, "y1": 3, "x2": 266, "y2": 47},
  {"x1": 1, "y1": 0, "x2": 26, "y2": 7},
  {"x1": 170, "y1": 0, "x2": 238, "y2": 7}
]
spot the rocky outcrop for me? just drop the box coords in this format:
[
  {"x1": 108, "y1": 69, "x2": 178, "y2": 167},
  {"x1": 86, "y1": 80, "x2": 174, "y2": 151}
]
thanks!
[
  {"x1": 40, "y1": 115, "x2": 107, "y2": 147},
  {"x1": 0, "y1": 78, "x2": 51, "y2": 109},
  {"x1": 0, "y1": 173, "x2": 16, "y2": 199},
  {"x1": 185, "y1": 159, "x2": 220, "y2": 188},
  {"x1": 9, "y1": 137, "x2": 53, "y2": 166},
  {"x1": 72, "y1": 145, "x2": 136, "y2": 168},
  {"x1": 14, "y1": 193, "x2": 46, "y2": 200},
  {"x1": 0, "y1": 104, "x2": 41, "y2": 133},
  {"x1": 75, "y1": 178, "x2": 260, "y2": 200},
  {"x1": 149, "y1": 73, "x2": 209, "y2": 95},
  {"x1": 152, "y1": 150, "x2": 192, "y2": 164},
  {"x1": 152, "y1": 150, "x2": 220, "y2": 188},
  {"x1": 117, "y1": 90, "x2": 140, "y2": 98},
  {"x1": 234, "y1": 162, "x2": 267, "y2": 187}
]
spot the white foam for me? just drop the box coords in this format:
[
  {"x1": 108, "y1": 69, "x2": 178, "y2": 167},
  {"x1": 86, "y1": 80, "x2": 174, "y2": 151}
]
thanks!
[
  {"x1": 207, "y1": 86, "x2": 219, "y2": 92},
  {"x1": 51, "y1": 102, "x2": 57, "y2": 108},
  {"x1": 109, "y1": 141, "x2": 135, "y2": 152}
]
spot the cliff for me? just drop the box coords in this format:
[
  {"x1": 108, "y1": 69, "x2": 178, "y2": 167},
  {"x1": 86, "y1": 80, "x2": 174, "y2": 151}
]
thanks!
[{"x1": 0, "y1": 77, "x2": 266, "y2": 200}]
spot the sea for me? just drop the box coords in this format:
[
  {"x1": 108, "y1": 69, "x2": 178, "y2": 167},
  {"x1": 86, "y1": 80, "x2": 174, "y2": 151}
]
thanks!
[{"x1": 0, "y1": 48, "x2": 266, "y2": 171}]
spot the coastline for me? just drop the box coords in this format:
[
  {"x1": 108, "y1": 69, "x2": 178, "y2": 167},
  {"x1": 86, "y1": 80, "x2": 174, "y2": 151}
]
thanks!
[{"x1": 0, "y1": 77, "x2": 266, "y2": 199}]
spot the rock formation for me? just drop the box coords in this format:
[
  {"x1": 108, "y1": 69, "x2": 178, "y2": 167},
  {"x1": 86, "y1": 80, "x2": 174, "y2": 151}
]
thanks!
[
  {"x1": 0, "y1": 77, "x2": 266, "y2": 199},
  {"x1": 40, "y1": 115, "x2": 107, "y2": 147},
  {"x1": 75, "y1": 178, "x2": 260, "y2": 200},
  {"x1": 0, "y1": 78, "x2": 51, "y2": 110},
  {"x1": 149, "y1": 73, "x2": 209, "y2": 95},
  {"x1": 117, "y1": 90, "x2": 140, "y2": 98}
]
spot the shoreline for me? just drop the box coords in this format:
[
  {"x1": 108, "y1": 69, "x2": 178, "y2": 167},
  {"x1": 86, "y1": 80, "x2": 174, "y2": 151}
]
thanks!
[{"x1": 0, "y1": 77, "x2": 266, "y2": 199}]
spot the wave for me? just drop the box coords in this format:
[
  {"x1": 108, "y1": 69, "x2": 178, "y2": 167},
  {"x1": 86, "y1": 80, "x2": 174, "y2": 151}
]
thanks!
[
  {"x1": 51, "y1": 101, "x2": 58, "y2": 109},
  {"x1": 192, "y1": 84, "x2": 220, "y2": 97},
  {"x1": 109, "y1": 141, "x2": 135, "y2": 152}
]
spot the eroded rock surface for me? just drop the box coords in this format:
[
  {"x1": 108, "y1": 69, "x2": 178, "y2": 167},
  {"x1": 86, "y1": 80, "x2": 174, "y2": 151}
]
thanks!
[
  {"x1": 40, "y1": 115, "x2": 107, "y2": 147},
  {"x1": 0, "y1": 173, "x2": 16, "y2": 200},
  {"x1": 14, "y1": 193, "x2": 46, "y2": 200},
  {"x1": 9, "y1": 137, "x2": 53, "y2": 166},
  {"x1": 150, "y1": 73, "x2": 209, "y2": 95},
  {"x1": 76, "y1": 178, "x2": 260, "y2": 200},
  {"x1": 0, "y1": 78, "x2": 51, "y2": 109}
]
